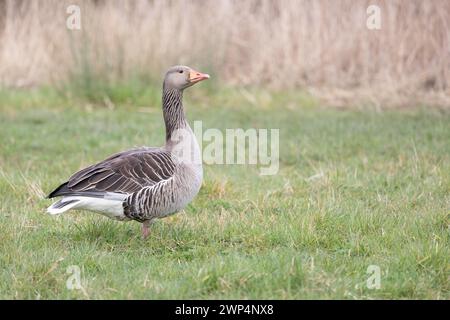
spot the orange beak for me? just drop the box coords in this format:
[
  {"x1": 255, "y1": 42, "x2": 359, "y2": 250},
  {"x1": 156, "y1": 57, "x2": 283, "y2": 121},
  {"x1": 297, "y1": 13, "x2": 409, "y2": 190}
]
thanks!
[{"x1": 189, "y1": 69, "x2": 210, "y2": 84}]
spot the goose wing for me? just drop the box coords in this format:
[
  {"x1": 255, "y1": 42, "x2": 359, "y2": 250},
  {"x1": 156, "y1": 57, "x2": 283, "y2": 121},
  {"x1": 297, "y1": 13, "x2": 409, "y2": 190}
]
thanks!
[{"x1": 47, "y1": 147, "x2": 176, "y2": 198}]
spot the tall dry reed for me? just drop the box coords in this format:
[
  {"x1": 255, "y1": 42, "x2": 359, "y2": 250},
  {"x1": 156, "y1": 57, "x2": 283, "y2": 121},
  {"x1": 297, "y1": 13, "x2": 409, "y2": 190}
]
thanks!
[{"x1": 0, "y1": 0, "x2": 449, "y2": 107}]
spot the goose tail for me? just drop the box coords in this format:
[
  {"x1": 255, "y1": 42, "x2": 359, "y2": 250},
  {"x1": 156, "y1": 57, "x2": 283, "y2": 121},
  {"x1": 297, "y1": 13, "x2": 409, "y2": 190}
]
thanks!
[{"x1": 46, "y1": 198, "x2": 81, "y2": 215}]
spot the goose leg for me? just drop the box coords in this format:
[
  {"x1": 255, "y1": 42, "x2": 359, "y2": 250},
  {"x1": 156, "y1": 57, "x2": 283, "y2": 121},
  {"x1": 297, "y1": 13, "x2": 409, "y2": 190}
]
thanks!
[{"x1": 142, "y1": 220, "x2": 153, "y2": 239}]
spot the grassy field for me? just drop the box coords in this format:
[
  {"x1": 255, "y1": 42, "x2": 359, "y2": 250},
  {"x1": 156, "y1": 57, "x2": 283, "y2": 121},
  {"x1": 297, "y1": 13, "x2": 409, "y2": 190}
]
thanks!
[{"x1": 0, "y1": 87, "x2": 448, "y2": 299}]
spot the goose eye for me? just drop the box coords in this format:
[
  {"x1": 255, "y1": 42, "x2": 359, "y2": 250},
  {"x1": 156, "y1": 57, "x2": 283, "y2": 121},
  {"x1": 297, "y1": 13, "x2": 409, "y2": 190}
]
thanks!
[{"x1": 178, "y1": 70, "x2": 183, "y2": 74}]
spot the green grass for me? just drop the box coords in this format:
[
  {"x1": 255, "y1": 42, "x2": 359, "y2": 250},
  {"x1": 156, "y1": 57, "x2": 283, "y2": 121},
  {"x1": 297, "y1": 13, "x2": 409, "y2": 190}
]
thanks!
[{"x1": 0, "y1": 86, "x2": 448, "y2": 299}]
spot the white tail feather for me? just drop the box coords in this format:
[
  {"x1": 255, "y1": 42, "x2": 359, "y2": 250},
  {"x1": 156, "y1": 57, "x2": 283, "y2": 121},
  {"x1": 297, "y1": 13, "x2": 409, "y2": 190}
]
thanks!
[
  {"x1": 47, "y1": 198, "x2": 81, "y2": 215},
  {"x1": 47, "y1": 196, "x2": 127, "y2": 220}
]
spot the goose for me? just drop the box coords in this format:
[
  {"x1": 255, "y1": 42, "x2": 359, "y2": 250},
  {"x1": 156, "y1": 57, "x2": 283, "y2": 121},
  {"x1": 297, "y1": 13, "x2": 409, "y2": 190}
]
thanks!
[{"x1": 47, "y1": 65, "x2": 210, "y2": 239}]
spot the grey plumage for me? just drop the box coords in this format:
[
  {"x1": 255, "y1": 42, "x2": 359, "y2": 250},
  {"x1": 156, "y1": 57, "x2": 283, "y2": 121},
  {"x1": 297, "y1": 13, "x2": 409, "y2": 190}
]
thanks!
[
  {"x1": 47, "y1": 65, "x2": 210, "y2": 238},
  {"x1": 50, "y1": 148, "x2": 176, "y2": 196}
]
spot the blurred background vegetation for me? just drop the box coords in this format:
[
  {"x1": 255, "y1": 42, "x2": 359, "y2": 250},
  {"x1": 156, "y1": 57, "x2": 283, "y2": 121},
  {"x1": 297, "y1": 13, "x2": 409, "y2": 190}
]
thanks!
[{"x1": 0, "y1": 0, "x2": 448, "y2": 108}]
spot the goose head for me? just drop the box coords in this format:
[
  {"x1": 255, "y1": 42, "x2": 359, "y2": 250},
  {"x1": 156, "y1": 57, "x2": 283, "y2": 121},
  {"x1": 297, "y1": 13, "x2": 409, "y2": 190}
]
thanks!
[{"x1": 163, "y1": 65, "x2": 210, "y2": 91}]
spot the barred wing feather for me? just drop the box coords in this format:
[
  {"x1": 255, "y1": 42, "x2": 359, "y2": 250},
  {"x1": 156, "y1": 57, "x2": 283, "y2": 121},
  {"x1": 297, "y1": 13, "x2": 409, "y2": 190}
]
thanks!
[{"x1": 48, "y1": 147, "x2": 176, "y2": 198}]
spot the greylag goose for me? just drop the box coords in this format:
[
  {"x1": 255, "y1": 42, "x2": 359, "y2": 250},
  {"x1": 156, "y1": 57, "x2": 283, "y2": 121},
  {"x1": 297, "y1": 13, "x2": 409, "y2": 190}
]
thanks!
[{"x1": 47, "y1": 66, "x2": 209, "y2": 239}]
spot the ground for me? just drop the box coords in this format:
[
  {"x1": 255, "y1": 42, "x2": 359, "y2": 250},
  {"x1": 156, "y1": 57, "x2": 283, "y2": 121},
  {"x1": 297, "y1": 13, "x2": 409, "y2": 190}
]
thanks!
[{"x1": 0, "y1": 87, "x2": 448, "y2": 299}]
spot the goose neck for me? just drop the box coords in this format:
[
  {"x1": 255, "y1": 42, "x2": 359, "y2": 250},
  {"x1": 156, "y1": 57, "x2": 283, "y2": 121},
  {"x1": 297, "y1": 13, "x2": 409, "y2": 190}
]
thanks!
[{"x1": 162, "y1": 88, "x2": 187, "y2": 142}]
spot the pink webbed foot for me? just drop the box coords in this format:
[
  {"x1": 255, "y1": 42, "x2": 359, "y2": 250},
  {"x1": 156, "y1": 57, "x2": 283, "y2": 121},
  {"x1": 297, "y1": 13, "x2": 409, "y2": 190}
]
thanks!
[{"x1": 142, "y1": 220, "x2": 152, "y2": 240}]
